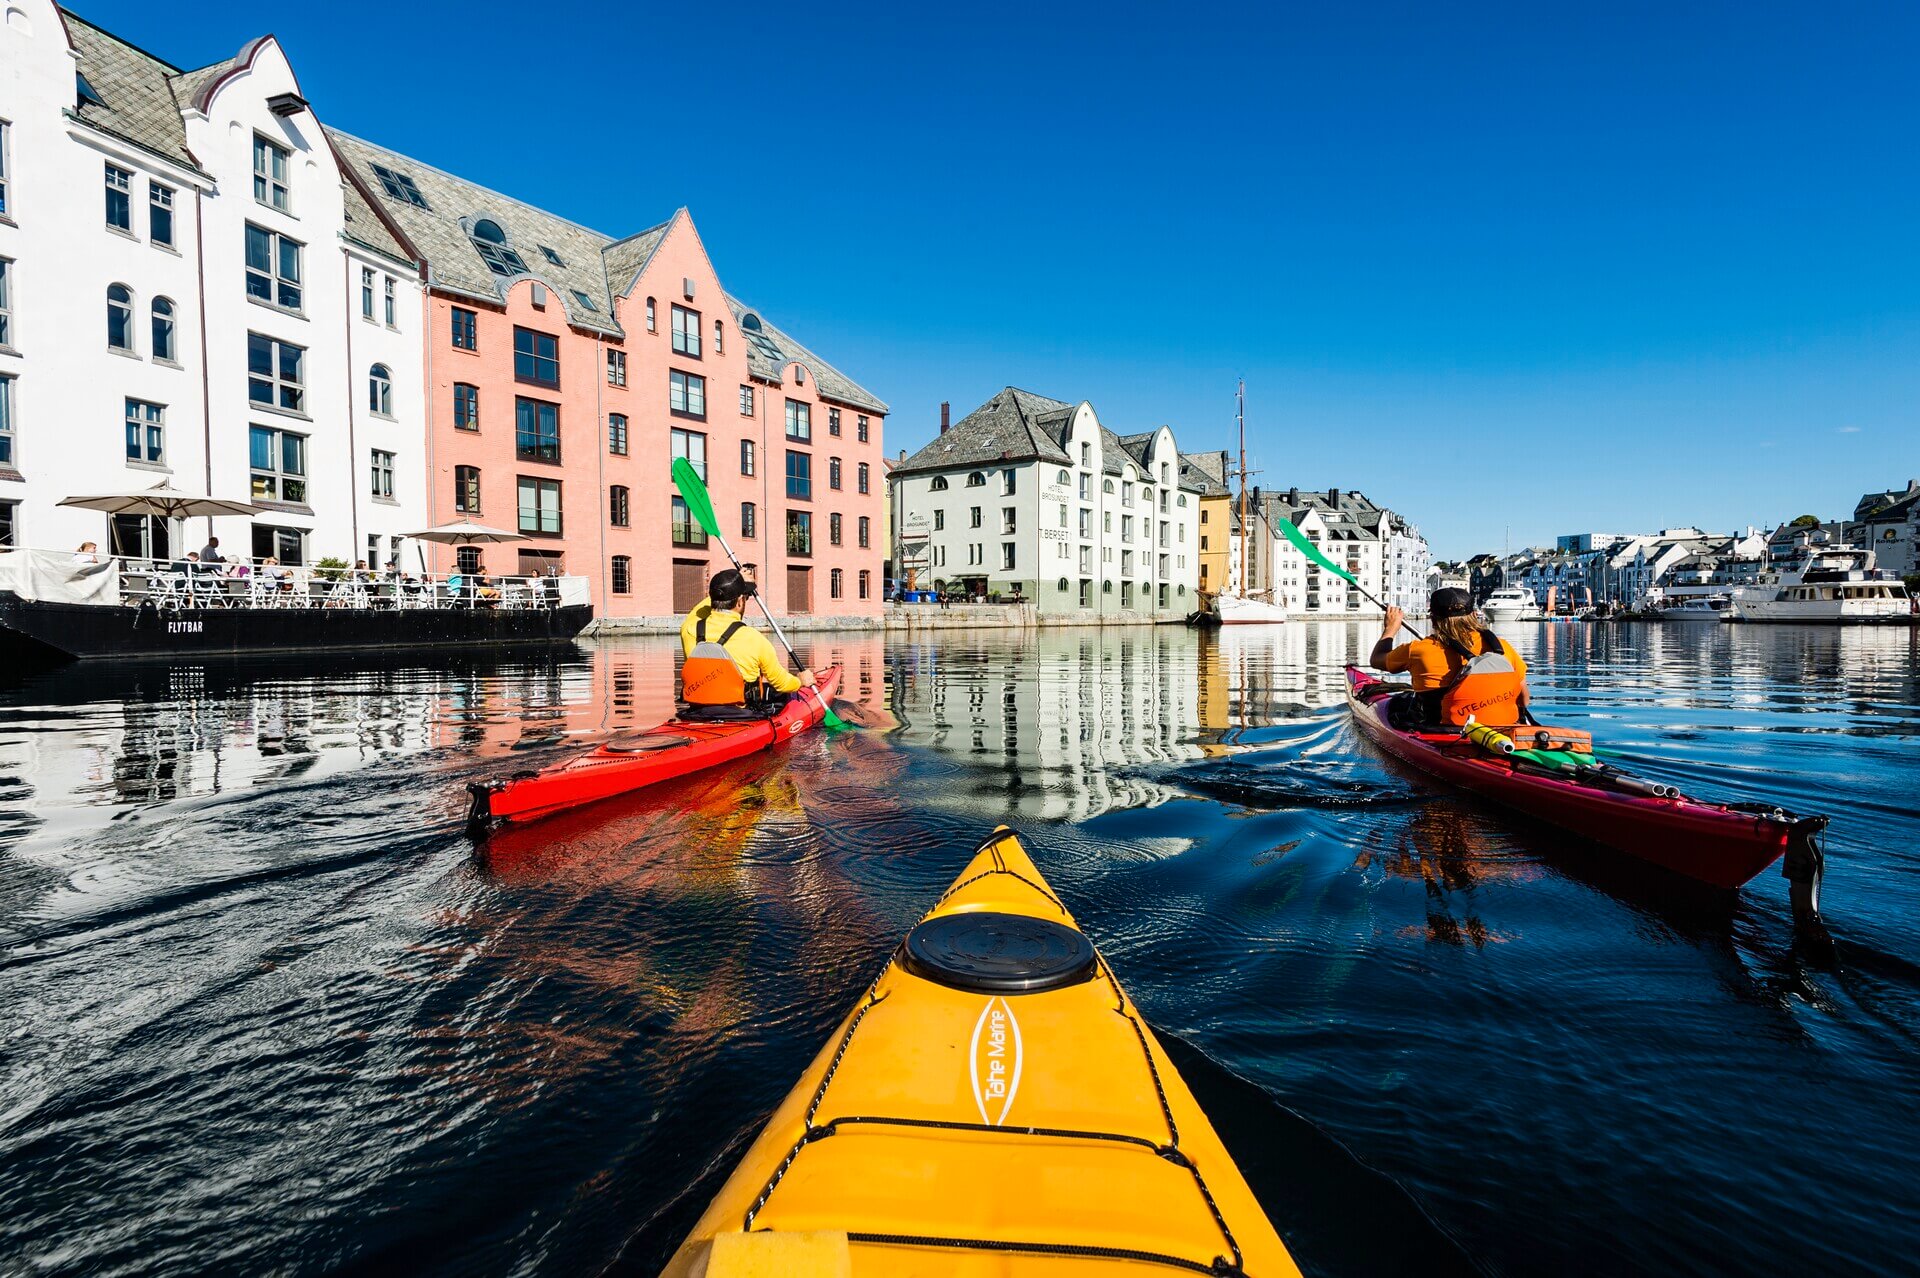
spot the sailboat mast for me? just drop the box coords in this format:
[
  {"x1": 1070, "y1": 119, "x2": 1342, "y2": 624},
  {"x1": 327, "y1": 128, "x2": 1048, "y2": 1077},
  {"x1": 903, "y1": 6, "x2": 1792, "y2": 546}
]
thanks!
[{"x1": 1236, "y1": 379, "x2": 1247, "y2": 599}]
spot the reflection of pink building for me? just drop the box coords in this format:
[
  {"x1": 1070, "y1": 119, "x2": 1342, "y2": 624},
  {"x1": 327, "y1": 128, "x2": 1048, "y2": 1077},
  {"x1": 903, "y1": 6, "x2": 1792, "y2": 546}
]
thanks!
[{"x1": 329, "y1": 134, "x2": 886, "y2": 619}]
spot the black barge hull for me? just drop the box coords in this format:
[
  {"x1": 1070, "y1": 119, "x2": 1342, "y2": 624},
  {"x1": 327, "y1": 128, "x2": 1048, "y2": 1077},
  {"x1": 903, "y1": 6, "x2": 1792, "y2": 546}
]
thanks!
[{"x1": 0, "y1": 592, "x2": 593, "y2": 662}]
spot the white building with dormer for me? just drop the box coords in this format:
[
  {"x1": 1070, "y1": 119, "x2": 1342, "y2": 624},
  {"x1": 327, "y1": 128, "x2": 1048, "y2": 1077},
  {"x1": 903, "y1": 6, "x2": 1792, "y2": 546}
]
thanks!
[
  {"x1": 0, "y1": 4, "x2": 424, "y2": 565},
  {"x1": 888, "y1": 388, "x2": 1199, "y2": 619}
]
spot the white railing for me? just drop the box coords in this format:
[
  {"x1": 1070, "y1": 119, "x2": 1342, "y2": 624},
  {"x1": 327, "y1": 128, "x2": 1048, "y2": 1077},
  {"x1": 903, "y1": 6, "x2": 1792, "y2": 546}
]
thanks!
[{"x1": 1, "y1": 547, "x2": 589, "y2": 611}]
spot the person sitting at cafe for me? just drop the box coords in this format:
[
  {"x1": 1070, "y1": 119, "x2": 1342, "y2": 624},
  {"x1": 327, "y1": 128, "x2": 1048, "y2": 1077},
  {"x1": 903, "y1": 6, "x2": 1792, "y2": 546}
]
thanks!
[
  {"x1": 1369, "y1": 588, "x2": 1531, "y2": 728},
  {"x1": 73, "y1": 542, "x2": 101, "y2": 565},
  {"x1": 200, "y1": 536, "x2": 224, "y2": 565}
]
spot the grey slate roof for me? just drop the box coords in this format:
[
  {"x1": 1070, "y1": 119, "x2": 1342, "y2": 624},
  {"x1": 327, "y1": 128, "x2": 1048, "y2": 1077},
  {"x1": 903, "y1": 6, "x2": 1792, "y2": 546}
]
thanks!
[
  {"x1": 603, "y1": 219, "x2": 675, "y2": 299},
  {"x1": 1178, "y1": 451, "x2": 1229, "y2": 496},
  {"x1": 328, "y1": 129, "x2": 625, "y2": 335},
  {"x1": 894, "y1": 388, "x2": 1074, "y2": 476},
  {"x1": 336, "y1": 163, "x2": 415, "y2": 266},
  {"x1": 61, "y1": 10, "x2": 200, "y2": 173},
  {"x1": 725, "y1": 297, "x2": 888, "y2": 414}
]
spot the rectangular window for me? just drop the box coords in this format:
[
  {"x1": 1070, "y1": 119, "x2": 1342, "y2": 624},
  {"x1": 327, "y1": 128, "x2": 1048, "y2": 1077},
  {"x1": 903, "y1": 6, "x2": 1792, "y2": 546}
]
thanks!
[
  {"x1": 370, "y1": 448, "x2": 394, "y2": 499},
  {"x1": 1122, "y1": 515, "x2": 1133, "y2": 542},
  {"x1": 247, "y1": 333, "x2": 305, "y2": 412},
  {"x1": 829, "y1": 457, "x2": 842, "y2": 490},
  {"x1": 123, "y1": 398, "x2": 164, "y2": 464},
  {"x1": 245, "y1": 224, "x2": 303, "y2": 310},
  {"x1": 859, "y1": 569, "x2": 871, "y2": 599},
  {"x1": 607, "y1": 348, "x2": 627, "y2": 387},
  {"x1": 671, "y1": 427, "x2": 707, "y2": 480},
  {"x1": 1080, "y1": 509, "x2": 1091, "y2": 538},
  {"x1": 0, "y1": 257, "x2": 11, "y2": 348},
  {"x1": 513, "y1": 326, "x2": 560, "y2": 387},
  {"x1": 361, "y1": 268, "x2": 375, "y2": 319},
  {"x1": 857, "y1": 415, "x2": 869, "y2": 443},
  {"x1": 934, "y1": 509, "x2": 944, "y2": 531},
  {"x1": 857, "y1": 462, "x2": 870, "y2": 495},
  {"x1": 384, "y1": 276, "x2": 396, "y2": 326},
  {"x1": 741, "y1": 501, "x2": 757, "y2": 539},
  {"x1": 830, "y1": 568, "x2": 843, "y2": 599},
  {"x1": 787, "y1": 510, "x2": 812, "y2": 557},
  {"x1": 249, "y1": 424, "x2": 307, "y2": 503},
  {"x1": 609, "y1": 484, "x2": 630, "y2": 527},
  {"x1": 517, "y1": 476, "x2": 562, "y2": 534},
  {"x1": 737, "y1": 438, "x2": 755, "y2": 477},
  {"x1": 454, "y1": 464, "x2": 481, "y2": 514},
  {"x1": 785, "y1": 450, "x2": 812, "y2": 500},
  {"x1": 828, "y1": 407, "x2": 841, "y2": 437},
  {"x1": 0, "y1": 499, "x2": 15, "y2": 547},
  {"x1": 1002, "y1": 469, "x2": 1016, "y2": 495},
  {"x1": 0, "y1": 121, "x2": 10, "y2": 219},
  {"x1": 252, "y1": 134, "x2": 290, "y2": 212},
  {"x1": 858, "y1": 515, "x2": 870, "y2": 548},
  {"x1": 1002, "y1": 508, "x2": 1017, "y2": 534},
  {"x1": 149, "y1": 183, "x2": 175, "y2": 247},
  {"x1": 105, "y1": 164, "x2": 132, "y2": 232},
  {"x1": 0, "y1": 374, "x2": 13, "y2": 467},
  {"x1": 830, "y1": 512, "x2": 843, "y2": 546},
  {"x1": 785, "y1": 399, "x2": 811, "y2": 442},
  {"x1": 451, "y1": 307, "x2": 477, "y2": 350},
  {"x1": 671, "y1": 495, "x2": 707, "y2": 548},
  {"x1": 607, "y1": 413, "x2": 628, "y2": 455},
  {"x1": 1080, "y1": 546, "x2": 1092, "y2": 574},
  {"x1": 453, "y1": 382, "x2": 479, "y2": 431},
  {"x1": 611, "y1": 555, "x2": 631, "y2": 594},
  {"x1": 739, "y1": 384, "x2": 755, "y2": 416},
  {"x1": 970, "y1": 507, "x2": 982, "y2": 529},
  {"x1": 1078, "y1": 474, "x2": 1090, "y2": 500},
  {"x1": 514, "y1": 397, "x2": 560, "y2": 462},
  {"x1": 671, "y1": 304, "x2": 702, "y2": 357},
  {"x1": 670, "y1": 369, "x2": 706, "y2": 418},
  {"x1": 1002, "y1": 543, "x2": 1016, "y2": 570}
]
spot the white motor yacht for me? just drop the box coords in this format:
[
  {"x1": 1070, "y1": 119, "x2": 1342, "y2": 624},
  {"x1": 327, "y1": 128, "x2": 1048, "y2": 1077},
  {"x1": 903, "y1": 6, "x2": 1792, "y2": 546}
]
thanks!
[
  {"x1": 1731, "y1": 541, "x2": 1912, "y2": 623},
  {"x1": 1482, "y1": 586, "x2": 1541, "y2": 622}
]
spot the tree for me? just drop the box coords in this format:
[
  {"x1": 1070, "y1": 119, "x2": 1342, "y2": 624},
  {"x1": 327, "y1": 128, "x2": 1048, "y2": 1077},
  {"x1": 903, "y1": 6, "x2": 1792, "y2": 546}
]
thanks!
[{"x1": 1789, "y1": 514, "x2": 1821, "y2": 528}]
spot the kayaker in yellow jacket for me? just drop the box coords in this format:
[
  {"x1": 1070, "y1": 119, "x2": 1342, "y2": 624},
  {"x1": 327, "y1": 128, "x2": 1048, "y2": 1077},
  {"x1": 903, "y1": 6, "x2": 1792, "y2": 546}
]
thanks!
[
  {"x1": 680, "y1": 569, "x2": 813, "y2": 714},
  {"x1": 1370, "y1": 587, "x2": 1530, "y2": 728}
]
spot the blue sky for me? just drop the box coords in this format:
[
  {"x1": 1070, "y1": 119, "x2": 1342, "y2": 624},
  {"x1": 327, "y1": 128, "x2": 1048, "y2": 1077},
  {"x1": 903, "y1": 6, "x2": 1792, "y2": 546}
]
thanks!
[{"x1": 80, "y1": 0, "x2": 1919, "y2": 557}]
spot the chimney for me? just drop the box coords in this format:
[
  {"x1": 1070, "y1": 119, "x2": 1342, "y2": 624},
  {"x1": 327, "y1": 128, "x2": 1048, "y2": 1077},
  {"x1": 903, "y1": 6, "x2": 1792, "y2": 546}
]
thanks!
[
  {"x1": 1328, "y1": 487, "x2": 1340, "y2": 505},
  {"x1": 939, "y1": 401, "x2": 951, "y2": 435},
  {"x1": 1287, "y1": 486, "x2": 1299, "y2": 506}
]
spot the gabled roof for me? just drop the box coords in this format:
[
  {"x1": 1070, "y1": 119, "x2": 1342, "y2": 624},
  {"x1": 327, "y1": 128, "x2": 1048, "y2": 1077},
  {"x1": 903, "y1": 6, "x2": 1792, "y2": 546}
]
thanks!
[
  {"x1": 725, "y1": 297, "x2": 888, "y2": 415},
  {"x1": 603, "y1": 218, "x2": 675, "y2": 298},
  {"x1": 60, "y1": 9, "x2": 201, "y2": 174},
  {"x1": 894, "y1": 388, "x2": 1074, "y2": 476},
  {"x1": 1178, "y1": 451, "x2": 1229, "y2": 496},
  {"x1": 328, "y1": 128, "x2": 625, "y2": 335}
]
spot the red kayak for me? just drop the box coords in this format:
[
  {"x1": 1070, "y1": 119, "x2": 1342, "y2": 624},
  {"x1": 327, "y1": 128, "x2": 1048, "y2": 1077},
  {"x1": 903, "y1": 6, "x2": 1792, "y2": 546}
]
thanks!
[
  {"x1": 1344, "y1": 666, "x2": 1827, "y2": 895},
  {"x1": 467, "y1": 666, "x2": 842, "y2": 830}
]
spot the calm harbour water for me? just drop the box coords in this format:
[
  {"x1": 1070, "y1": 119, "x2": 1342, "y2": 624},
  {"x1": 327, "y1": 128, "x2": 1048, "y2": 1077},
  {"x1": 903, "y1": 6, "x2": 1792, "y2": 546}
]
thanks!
[{"x1": 1, "y1": 621, "x2": 1916, "y2": 1275}]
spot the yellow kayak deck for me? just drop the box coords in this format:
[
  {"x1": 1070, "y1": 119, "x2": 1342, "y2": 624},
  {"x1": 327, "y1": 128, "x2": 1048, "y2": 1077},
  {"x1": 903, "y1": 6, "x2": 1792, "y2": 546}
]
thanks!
[{"x1": 663, "y1": 827, "x2": 1300, "y2": 1277}]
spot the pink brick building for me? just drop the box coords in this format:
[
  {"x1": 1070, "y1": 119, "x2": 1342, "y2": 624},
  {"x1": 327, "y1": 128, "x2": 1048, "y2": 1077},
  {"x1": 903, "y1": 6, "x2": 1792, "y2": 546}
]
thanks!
[{"x1": 329, "y1": 134, "x2": 886, "y2": 619}]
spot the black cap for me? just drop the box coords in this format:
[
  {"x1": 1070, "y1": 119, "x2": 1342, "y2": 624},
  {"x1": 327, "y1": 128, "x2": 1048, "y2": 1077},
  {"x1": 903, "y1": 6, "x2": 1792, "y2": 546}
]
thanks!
[
  {"x1": 1430, "y1": 587, "x2": 1475, "y2": 619},
  {"x1": 709, "y1": 569, "x2": 753, "y2": 602}
]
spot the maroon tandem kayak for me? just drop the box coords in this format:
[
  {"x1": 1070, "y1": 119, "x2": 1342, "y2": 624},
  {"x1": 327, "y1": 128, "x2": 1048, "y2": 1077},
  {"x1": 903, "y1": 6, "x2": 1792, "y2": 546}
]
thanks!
[
  {"x1": 1344, "y1": 666, "x2": 1827, "y2": 894},
  {"x1": 467, "y1": 666, "x2": 842, "y2": 830}
]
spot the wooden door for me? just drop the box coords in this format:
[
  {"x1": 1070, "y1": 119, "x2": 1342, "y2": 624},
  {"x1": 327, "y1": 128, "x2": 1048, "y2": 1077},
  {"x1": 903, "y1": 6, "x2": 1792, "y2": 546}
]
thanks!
[
  {"x1": 673, "y1": 559, "x2": 709, "y2": 612},
  {"x1": 786, "y1": 566, "x2": 812, "y2": 615}
]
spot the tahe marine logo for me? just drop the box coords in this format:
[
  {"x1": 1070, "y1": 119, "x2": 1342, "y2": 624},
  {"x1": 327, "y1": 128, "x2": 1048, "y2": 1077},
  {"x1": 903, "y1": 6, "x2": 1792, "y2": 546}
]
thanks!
[{"x1": 968, "y1": 996, "x2": 1024, "y2": 1126}]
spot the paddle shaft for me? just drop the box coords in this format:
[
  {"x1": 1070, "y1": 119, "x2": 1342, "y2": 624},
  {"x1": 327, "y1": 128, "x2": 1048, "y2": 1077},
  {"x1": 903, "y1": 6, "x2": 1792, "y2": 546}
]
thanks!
[{"x1": 706, "y1": 529, "x2": 833, "y2": 719}]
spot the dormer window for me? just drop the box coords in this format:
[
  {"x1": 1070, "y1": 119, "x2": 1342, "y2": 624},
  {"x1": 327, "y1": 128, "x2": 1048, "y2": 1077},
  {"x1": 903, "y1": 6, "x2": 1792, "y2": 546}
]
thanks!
[
  {"x1": 370, "y1": 163, "x2": 430, "y2": 210},
  {"x1": 469, "y1": 219, "x2": 527, "y2": 276},
  {"x1": 540, "y1": 245, "x2": 565, "y2": 267},
  {"x1": 77, "y1": 72, "x2": 106, "y2": 109},
  {"x1": 571, "y1": 289, "x2": 597, "y2": 313}
]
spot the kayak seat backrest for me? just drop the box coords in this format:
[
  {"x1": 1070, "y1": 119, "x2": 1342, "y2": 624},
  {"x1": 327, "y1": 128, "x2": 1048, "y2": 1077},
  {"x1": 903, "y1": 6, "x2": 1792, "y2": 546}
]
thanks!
[{"x1": 602, "y1": 734, "x2": 694, "y2": 753}]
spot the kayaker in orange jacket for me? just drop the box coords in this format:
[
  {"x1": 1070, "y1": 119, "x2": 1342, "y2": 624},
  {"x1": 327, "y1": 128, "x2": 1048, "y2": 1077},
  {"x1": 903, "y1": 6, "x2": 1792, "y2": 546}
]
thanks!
[
  {"x1": 680, "y1": 569, "x2": 814, "y2": 715},
  {"x1": 1369, "y1": 587, "x2": 1530, "y2": 728}
]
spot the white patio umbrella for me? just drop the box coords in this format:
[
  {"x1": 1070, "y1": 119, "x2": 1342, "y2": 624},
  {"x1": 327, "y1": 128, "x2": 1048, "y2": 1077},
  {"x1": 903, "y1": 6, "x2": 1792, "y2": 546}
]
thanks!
[
  {"x1": 58, "y1": 481, "x2": 260, "y2": 520},
  {"x1": 402, "y1": 521, "x2": 525, "y2": 575}
]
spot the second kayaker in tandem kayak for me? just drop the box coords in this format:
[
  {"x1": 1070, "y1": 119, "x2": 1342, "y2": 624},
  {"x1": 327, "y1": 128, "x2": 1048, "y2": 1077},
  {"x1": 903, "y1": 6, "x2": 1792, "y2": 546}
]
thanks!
[
  {"x1": 1370, "y1": 587, "x2": 1532, "y2": 728},
  {"x1": 679, "y1": 569, "x2": 816, "y2": 720}
]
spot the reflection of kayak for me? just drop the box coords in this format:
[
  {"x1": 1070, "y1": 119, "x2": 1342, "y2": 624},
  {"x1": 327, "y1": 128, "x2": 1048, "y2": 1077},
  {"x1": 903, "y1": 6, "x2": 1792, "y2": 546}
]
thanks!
[
  {"x1": 466, "y1": 666, "x2": 842, "y2": 829},
  {"x1": 1344, "y1": 666, "x2": 1827, "y2": 892},
  {"x1": 662, "y1": 826, "x2": 1300, "y2": 1277}
]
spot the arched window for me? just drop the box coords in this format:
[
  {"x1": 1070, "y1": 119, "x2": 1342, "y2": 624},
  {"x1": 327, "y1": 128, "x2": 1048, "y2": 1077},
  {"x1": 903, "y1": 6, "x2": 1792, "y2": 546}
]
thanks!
[
  {"x1": 151, "y1": 298, "x2": 176, "y2": 362},
  {"x1": 1057, "y1": 469, "x2": 1070, "y2": 485},
  {"x1": 645, "y1": 297, "x2": 657, "y2": 332},
  {"x1": 930, "y1": 476, "x2": 949, "y2": 491},
  {"x1": 456, "y1": 545, "x2": 482, "y2": 573},
  {"x1": 966, "y1": 471, "x2": 986, "y2": 487},
  {"x1": 454, "y1": 465, "x2": 481, "y2": 514},
  {"x1": 1057, "y1": 577, "x2": 1069, "y2": 592},
  {"x1": 368, "y1": 364, "x2": 393, "y2": 416},
  {"x1": 1103, "y1": 580, "x2": 1113, "y2": 593},
  {"x1": 1177, "y1": 494, "x2": 1187, "y2": 507},
  {"x1": 829, "y1": 457, "x2": 842, "y2": 490},
  {"x1": 468, "y1": 218, "x2": 527, "y2": 276},
  {"x1": 713, "y1": 319, "x2": 724, "y2": 353},
  {"x1": 107, "y1": 284, "x2": 133, "y2": 351},
  {"x1": 611, "y1": 555, "x2": 632, "y2": 594},
  {"x1": 1102, "y1": 479, "x2": 1115, "y2": 494}
]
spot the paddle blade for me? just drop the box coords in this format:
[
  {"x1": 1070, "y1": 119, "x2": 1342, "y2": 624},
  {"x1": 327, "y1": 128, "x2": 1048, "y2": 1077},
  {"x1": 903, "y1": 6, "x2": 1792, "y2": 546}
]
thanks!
[
  {"x1": 1275, "y1": 516, "x2": 1359, "y2": 585},
  {"x1": 671, "y1": 458, "x2": 721, "y2": 538}
]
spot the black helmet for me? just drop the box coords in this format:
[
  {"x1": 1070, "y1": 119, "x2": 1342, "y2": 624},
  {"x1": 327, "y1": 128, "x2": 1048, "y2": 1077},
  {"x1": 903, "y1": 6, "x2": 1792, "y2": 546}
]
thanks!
[{"x1": 1429, "y1": 587, "x2": 1475, "y2": 619}]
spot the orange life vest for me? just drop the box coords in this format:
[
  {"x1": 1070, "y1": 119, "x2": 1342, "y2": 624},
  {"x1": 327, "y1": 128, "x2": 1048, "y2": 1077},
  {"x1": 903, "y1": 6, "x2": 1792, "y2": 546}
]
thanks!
[
  {"x1": 681, "y1": 618, "x2": 748, "y2": 706},
  {"x1": 1438, "y1": 633, "x2": 1526, "y2": 727}
]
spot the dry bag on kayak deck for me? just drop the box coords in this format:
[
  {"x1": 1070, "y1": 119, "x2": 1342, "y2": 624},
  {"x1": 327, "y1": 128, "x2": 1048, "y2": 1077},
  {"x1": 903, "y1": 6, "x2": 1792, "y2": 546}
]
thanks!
[{"x1": 681, "y1": 617, "x2": 748, "y2": 707}]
